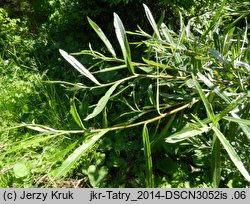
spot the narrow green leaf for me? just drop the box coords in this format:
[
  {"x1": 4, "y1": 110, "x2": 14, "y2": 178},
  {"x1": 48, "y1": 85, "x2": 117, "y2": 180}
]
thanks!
[
  {"x1": 165, "y1": 125, "x2": 210, "y2": 143},
  {"x1": 70, "y1": 98, "x2": 85, "y2": 129},
  {"x1": 26, "y1": 125, "x2": 59, "y2": 134},
  {"x1": 53, "y1": 130, "x2": 109, "y2": 178},
  {"x1": 87, "y1": 17, "x2": 116, "y2": 58},
  {"x1": 207, "y1": 48, "x2": 231, "y2": 69},
  {"x1": 230, "y1": 113, "x2": 250, "y2": 141},
  {"x1": 59, "y1": 49, "x2": 101, "y2": 85},
  {"x1": 192, "y1": 74, "x2": 215, "y2": 121},
  {"x1": 197, "y1": 72, "x2": 230, "y2": 103},
  {"x1": 142, "y1": 124, "x2": 154, "y2": 187},
  {"x1": 211, "y1": 134, "x2": 221, "y2": 187},
  {"x1": 50, "y1": 141, "x2": 78, "y2": 163},
  {"x1": 148, "y1": 84, "x2": 155, "y2": 106},
  {"x1": 201, "y1": 0, "x2": 228, "y2": 40},
  {"x1": 143, "y1": 4, "x2": 161, "y2": 40},
  {"x1": 151, "y1": 114, "x2": 175, "y2": 148},
  {"x1": 142, "y1": 57, "x2": 171, "y2": 69},
  {"x1": 212, "y1": 126, "x2": 250, "y2": 182},
  {"x1": 113, "y1": 13, "x2": 134, "y2": 74},
  {"x1": 5, "y1": 133, "x2": 64, "y2": 154},
  {"x1": 223, "y1": 116, "x2": 250, "y2": 125},
  {"x1": 84, "y1": 81, "x2": 121, "y2": 121},
  {"x1": 161, "y1": 23, "x2": 174, "y2": 44},
  {"x1": 212, "y1": 98, "x2": 244, "y2": 126}
]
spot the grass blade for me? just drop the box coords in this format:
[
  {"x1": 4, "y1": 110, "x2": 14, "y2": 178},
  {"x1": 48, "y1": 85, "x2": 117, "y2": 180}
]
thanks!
[
  {"x1": 142, "y1": 124, "x2": 154, "y2": 187},
  {"x1": 212, "y1": 126, "x2": 250, "y2": 182},
  {"x1": 113, "y1": 13, "x2": 134, "y2": 74},
  {"x1": 143, "y1": 4, "x2": 161, "y2": 40},
  {"x1": 59, "y1": 49, "x2": 101, "y2": 85},
  {"x1": 84, "y1": 81, "x2": 121, "y2": 121},
  {"x1": 52, "y1": 130, "x2": 109, "y2": 178},
  {"x1": 87, "y1": 17, "x2": 116, "y2": 58}
]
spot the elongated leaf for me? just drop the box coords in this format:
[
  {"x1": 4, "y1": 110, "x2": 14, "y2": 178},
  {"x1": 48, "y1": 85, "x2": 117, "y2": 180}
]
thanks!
[
  {"x1": 151, "y1": 114, "x2": 175, "y2": 148},
  {"x1": 201, "y1": 0, "x2": 228, "y2": 40},
  {"x1": 70, "y1": 98, "x2": 85, "y2": 129},
  {"x1": 211, "y1": 134, "x2": 221, "y2": 187},
  {"x1": 87, "y1": 17, "x2": 116, "y2": 58},
  {"x1": 192, "y1": 74, "x2": 215, "y2": 121},
  {"x1": 207, "y1": 48, "x2": 231, "y2": 69},
  {"x1": 143, "y1": 4, "x2": 161, "y2": 40},
  {"x1": 161, "y1": 23, "x2": 174, "y2": 44},
  {"x1": 84, "y1": 81, "x2": 121, "y2": 121},
  {"x1": 197, "y1": 72, "x2": 230, "y2": 103},
  {"x1": 59, "y1": 49, "x2": 101, "y2": 85},
  {"x1": 212, "y1": 98, "x2": 244, "y2": 126},
  {"x1": 212, "y1": 126, "x2": 250, "y2": 182},
  {"x1": 142, "y1": 57, "x2": 172, "y2": 69},
  {"x1": 5, "y1": 133, "x2": 64, "y2": 154},
  {"x1": 50, "y1": 141, "x2": 78, "y2": 163},
  {"x1": 223, "y1": 116, "x2": 250, "y2": 125},
  {"x1": 230, "y1": 113, "x2": 250, "y2": 141},
  {"x1": 53, "y1": 130, "x2": 109, "y2": 178},
  {"x1": 27, "y1": 125, "x2": 59, "y2": 134},
  {"x1": 113, "y1": 13, "x2": 134, "y2": 74},
  {"x1": 142, "y1": 124, "x2": 154, "y2": 187},
  {"x1": 234, "y1": 60, "x2": 250, "y2": 72},
  {"x1": 165, "y1": 125, "x2": 210, "y2": 143}
]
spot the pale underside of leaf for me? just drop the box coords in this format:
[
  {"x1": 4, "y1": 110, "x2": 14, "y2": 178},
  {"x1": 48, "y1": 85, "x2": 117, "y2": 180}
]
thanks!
[{"x1": 59, "y1": 49, "x2": 101, "y2": 85}]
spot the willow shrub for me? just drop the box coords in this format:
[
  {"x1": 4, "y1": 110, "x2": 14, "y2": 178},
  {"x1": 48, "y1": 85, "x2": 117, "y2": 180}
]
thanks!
[{"x1": 4, "y1": 2, "x2": 250, "y2": 187}]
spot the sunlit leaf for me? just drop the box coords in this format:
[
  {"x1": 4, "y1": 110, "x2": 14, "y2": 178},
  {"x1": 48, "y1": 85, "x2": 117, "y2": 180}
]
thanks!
[
  {"x1": 87, "y1": 17, "x2": 116, "y2": 58},
  {"x1": 197, "y1": 72, "x2": 230, "y2": 103},
  {"x1": 212, "y1": 126, "x2": 250, "y2": 182},
  {"x1": 113, "y1": 13, "x2": 134, "y2": 74},
  {"x1": 59, "y1": 49, "x2": 101, "y2": 85},
  {"x1": 13, "y1": 162, "x2": 30, "y2": 178},
  {"x1": 165, "y1": 125, "x2": 210, "y2": 143},
  {"x1": 143, "y1": 4, "x2": 161, "y2": 40},
  {"x1": 192, "y1": 74, "x2": 215, "y2": 121},
  {"x1": 84, "y1": 81, "x2": 121, "y2": 121}
]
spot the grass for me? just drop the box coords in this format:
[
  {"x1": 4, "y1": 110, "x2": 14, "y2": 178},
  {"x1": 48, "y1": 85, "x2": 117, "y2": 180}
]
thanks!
[{"x1": 0, "y1": 2, "x2": 250, "y2": 187}]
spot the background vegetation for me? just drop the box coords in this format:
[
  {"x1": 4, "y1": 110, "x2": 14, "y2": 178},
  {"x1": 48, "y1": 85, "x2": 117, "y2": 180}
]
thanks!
[{"x1": 0, "y1": 0, "x2": 249, "y2": 187}]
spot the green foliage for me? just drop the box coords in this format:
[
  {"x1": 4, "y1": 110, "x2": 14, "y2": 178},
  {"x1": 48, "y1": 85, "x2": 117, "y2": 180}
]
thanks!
[{"x1": 1, "y1": 1, "x2": 250, "y2": 188}]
